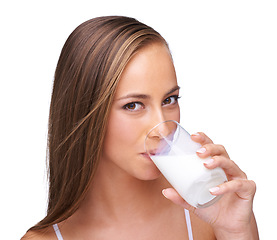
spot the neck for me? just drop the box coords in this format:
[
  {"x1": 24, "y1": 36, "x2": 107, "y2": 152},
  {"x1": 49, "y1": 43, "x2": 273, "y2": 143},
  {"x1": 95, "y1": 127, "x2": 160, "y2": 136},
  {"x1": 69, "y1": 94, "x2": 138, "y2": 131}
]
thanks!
[{"x1": 74, "y1": 159, "x2": 171, "y2": 225}]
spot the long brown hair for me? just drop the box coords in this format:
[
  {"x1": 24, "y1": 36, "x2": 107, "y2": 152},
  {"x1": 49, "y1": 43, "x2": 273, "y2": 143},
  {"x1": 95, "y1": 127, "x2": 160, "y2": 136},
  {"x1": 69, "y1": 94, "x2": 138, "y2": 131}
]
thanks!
[{"x1": 30, "y1": 16, "x2": 167, "y2": 230}]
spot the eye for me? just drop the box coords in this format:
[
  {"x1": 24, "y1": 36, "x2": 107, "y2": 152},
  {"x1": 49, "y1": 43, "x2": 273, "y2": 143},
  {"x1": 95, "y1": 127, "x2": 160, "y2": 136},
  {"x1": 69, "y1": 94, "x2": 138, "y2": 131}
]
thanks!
[
  {"x1": 162, "y1": 95, "x2": 180, "y2": 106},
  {"x1": 123, "y1": 102, "x2": 144, "y2": 112}
]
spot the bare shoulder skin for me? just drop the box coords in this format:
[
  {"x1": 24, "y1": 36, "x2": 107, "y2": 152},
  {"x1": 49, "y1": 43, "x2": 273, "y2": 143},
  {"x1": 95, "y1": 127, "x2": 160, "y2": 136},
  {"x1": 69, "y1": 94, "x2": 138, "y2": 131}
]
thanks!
[
  {"x1": 21, "y1": 227, "x2": 57, "y2": 240},
  {"x1": 22, "y1": 212, "x2": 216, "y2": 240}
]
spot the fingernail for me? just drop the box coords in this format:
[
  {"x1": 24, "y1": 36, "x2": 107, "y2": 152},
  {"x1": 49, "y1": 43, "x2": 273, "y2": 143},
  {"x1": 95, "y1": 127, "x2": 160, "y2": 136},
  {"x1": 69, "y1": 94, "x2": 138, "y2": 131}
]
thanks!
[
  {"x1": 191, "y1": 132, "x2": 200, "y2": 136},
  {"x1": 209, "y1": 186, "x2": 220, "y2": 194},
  {"x1": 204, "y1": 158, "x2": 214, "y2": 165},
  {"x1": 196, "y1": 148, "x2": 206, "y2": 154},
  {"x1": 162, "y1": 189, "x2": 169, "y2": 199}
]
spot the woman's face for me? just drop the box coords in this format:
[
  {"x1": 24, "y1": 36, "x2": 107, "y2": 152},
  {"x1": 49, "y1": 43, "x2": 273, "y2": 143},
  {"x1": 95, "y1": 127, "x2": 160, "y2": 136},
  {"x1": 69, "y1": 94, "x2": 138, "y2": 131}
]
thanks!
[{"x1": 102, "y1": 42, "x2": 180, "y2": 180}]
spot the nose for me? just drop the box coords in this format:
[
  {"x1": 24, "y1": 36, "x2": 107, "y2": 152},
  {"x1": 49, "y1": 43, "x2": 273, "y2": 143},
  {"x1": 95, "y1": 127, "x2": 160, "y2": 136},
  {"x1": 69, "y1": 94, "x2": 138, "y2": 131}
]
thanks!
[
  {"x1": 146, "y1": 106, "x2": 174, "y2": 137},
  {"x1": 148, "y1": 106, "x2": 167, "y2": 129},
  {"x1": 144, "y1": 102, "x2": 180, "y2": 155},
  {"x1": 147, "y1": 120, "x2": 176, "y2": 140},
  {"x1": 145, "y1": 120, "x2": 178, "y2": 156}
]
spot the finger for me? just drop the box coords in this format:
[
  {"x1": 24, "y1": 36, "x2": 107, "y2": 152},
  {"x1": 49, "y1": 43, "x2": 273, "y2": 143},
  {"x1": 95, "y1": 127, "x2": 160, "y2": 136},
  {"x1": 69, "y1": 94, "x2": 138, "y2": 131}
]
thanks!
[
  {"x1": 203, "y1": 156, "x2": 247, "y2": 180},
  {"x1": 196, "y1": 143, "x2": 230, "y2": 159},
  {"x1": 209, "y1": 179, "x2": 256, "y2": 201},
  {"x1": 191, "y1": 132, "x2": 213, "y2": 145},
  {"x1": 162, "y1": 188, "x2": 196, "y2": 212}
]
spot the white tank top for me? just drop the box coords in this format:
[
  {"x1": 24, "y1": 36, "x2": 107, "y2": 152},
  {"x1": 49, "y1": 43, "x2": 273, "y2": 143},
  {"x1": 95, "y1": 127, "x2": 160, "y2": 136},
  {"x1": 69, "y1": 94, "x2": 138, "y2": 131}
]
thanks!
[{"x1": 53, "y1": 209, "x2": 193, "y2": 240}]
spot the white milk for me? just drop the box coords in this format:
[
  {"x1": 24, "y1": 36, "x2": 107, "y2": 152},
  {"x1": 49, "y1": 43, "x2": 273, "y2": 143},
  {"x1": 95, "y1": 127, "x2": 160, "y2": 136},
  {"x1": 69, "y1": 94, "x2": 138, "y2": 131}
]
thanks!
[{"x1": 152, "y1": 154, "x2": 227, "y2": 208}]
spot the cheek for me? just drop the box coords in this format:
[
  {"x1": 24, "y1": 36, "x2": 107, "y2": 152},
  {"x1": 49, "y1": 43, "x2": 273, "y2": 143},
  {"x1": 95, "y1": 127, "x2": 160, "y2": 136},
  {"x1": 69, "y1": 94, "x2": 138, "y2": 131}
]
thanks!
[{"x1": 104, "y1": 111, "x2": 143, "y2": 155}]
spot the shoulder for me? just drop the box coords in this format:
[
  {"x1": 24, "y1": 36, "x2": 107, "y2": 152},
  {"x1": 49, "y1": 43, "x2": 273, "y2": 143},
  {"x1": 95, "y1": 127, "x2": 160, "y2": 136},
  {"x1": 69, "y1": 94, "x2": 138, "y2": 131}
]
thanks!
[
  {"x1": 21, "y1": 227, "x2": 57, "y2": 240},
  {"x1": 189, "y1": 211, "x2": 216, "y2": 240}
]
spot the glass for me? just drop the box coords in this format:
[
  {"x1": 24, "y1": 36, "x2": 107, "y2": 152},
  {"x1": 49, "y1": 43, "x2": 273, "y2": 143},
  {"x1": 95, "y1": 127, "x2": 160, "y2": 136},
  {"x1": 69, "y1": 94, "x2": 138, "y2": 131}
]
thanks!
[{"x1": 145, "y1": 120, "x2": 227, "y2": 208}]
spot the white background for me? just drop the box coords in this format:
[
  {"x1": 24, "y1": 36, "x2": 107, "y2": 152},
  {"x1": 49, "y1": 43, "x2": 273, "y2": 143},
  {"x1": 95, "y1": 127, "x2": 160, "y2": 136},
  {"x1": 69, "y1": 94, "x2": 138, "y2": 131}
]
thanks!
[{"x1": 1, "y1": 0, "x2": 276, "y2": 239}]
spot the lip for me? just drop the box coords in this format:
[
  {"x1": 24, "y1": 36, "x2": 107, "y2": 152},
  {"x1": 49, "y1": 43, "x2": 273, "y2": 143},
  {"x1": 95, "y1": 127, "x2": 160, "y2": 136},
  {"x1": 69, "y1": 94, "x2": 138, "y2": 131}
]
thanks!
[{"x1": 141, "y1": 152, "x2": 153, "y2": 161}]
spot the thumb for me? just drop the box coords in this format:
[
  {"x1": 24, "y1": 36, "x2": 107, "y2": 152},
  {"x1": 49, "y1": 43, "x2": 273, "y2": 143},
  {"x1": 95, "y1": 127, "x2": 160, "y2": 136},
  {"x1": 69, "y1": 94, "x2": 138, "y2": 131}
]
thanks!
[{"x1": 162, "y1": 188, "x2": 195, "y2": 212}]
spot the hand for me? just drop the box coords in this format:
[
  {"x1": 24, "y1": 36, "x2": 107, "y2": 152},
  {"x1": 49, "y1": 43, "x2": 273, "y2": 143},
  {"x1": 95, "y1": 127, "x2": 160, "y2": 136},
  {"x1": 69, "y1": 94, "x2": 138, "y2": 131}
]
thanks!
[{"x1": 162, "y1": 132, "x2": 259, "y2": 239}]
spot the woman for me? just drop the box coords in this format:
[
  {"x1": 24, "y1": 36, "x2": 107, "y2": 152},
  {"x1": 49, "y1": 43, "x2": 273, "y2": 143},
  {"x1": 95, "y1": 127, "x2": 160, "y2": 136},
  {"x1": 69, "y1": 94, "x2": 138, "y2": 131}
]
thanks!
[{"x1": 22, "y1": 16, "x2": 259, "y2": 239}]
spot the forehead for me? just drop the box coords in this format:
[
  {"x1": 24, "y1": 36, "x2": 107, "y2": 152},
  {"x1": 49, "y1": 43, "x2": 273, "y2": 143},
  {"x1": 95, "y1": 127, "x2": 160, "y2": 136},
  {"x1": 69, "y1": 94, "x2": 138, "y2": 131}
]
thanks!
[{"x1": 115, "y1": 43, "x2": 177, "y2": 97}]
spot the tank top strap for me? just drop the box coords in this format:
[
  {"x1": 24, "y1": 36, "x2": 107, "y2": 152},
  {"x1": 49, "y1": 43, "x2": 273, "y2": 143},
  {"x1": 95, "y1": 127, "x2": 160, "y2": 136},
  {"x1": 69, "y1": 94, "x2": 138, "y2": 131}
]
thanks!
[
  {"x1": 52, "y1": 211, "x2": 193, "y2": 240},
  {"x1": 184, "y1": 209, "x2": 194, "y2": 240},
  {"x1": 53, "y1": 224, "x2": 64, "y2": 240}
]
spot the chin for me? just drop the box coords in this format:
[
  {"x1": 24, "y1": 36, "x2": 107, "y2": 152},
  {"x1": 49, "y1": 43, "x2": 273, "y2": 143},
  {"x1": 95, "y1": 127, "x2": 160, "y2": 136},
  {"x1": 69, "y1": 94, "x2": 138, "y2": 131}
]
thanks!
[{"x1": 137, "y1": 167, "x2": 162, "y2": 181}]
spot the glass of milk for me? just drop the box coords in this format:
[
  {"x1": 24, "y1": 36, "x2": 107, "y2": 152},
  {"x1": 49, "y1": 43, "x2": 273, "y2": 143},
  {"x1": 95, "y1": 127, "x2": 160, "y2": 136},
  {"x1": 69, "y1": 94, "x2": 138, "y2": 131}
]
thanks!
[{"x1": 144, "y1": 120, "x2": 227, "y2": 208}]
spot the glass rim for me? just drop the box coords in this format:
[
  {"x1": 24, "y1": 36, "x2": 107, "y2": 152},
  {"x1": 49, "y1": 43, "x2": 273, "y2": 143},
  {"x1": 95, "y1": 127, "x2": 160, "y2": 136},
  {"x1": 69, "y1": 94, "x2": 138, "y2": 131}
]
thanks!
[{"x1": 144, "y1": 120, "x2": 180, "y2": 155}]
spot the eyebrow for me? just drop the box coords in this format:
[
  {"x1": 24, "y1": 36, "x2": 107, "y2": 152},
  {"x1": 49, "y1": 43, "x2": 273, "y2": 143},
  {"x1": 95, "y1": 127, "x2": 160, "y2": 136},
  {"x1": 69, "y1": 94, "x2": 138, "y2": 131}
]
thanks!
[{"x1": 116, "y1": 85, "x2": 180, "y2": 101}]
